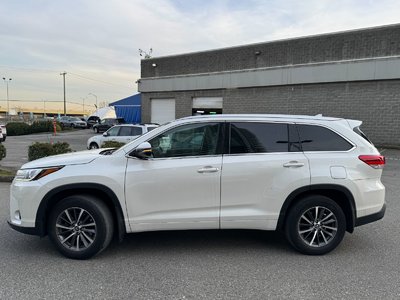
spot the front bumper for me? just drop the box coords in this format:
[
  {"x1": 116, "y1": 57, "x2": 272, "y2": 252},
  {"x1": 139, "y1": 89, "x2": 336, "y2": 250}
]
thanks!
[
  {"x1": 355, "y1": 203, "x2": 386, "y2": 227},
  {"x1": 7, "y1": 220, "x2": 40, "y2": 236}
]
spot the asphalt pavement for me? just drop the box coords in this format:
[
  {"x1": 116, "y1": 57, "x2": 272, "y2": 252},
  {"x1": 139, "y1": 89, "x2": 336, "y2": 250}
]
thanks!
[
  {"x1": 0, "y1": 133, "x2": 400, "y2": 299},
  {"x1": 1, "y1": 129, "x2": 96, "y2": 170}
]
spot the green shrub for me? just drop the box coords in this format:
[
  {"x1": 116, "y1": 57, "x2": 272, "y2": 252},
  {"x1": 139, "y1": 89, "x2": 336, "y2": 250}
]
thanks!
[
  {"x1": 101, "y1": 141, "x2": 126, "y2": 148},
  {"x1": 31, "y1": 120, "x2": 50, "y2": 133},
  {"x1": 28, "y1": 142, "x2": 72, "y2": 161},
  {"x1": 7, "y1": 120, "x2": 63, "y2": 136},
  {"x1": 6, "y1": 122, "x2": 31, "y2": 136},
  {"x1": 0, "y1": 144, "x2": 6, "y2": 161},
  {"x1": 52, "y1": 142, "x2": 72, "y2": 155}
]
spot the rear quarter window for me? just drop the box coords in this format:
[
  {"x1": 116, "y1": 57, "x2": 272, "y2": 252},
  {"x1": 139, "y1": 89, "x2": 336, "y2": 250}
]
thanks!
[{"x1": 297, "y1": 124, "x2": 353, "y2": 152}]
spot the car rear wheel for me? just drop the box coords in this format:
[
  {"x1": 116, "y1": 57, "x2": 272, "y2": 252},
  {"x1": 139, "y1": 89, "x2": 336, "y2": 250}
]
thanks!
[
  {"x1": 48, "y1": 195, "x2": 114, "y2": 260},
  {"x1": 285, "y1": 195, "x2": 346, "y2": 255}
]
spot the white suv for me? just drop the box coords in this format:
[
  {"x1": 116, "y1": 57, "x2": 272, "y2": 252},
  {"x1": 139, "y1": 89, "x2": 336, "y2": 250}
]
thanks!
[
  {"x1": 0, "y1": 124, "x2": 6, "y2": 141},
  {"x1": 87, "y1": 124, "x2": 158, "y2": 149},
  {"x1": 8, "y1": 114, "x2": 386, "y2": 259}
]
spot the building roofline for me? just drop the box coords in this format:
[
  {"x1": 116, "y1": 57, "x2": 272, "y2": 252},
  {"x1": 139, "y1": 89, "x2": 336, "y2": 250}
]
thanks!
[{"x1": 143, "y1": 23, "x2": 400, "y2": 61}]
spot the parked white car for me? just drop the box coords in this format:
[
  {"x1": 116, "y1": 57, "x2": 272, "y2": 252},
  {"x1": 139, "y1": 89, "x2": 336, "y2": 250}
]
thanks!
[
  {"x1": 9, "y1": 114, "x2": 386, "y2": 259},
  {"x1": 87, "y1": 124, "x2": 159, "y2": 149},
  {"x1": 0, "y1": 124, "x2": 6, "y2": 141}
]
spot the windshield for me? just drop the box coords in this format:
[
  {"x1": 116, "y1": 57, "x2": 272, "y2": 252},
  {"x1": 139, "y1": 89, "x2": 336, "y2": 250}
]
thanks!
[{"x1": 70, "y1": 117, "x2": 81, "y2": 121}]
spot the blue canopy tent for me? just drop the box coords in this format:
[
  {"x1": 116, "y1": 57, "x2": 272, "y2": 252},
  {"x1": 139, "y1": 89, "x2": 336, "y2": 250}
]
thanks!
[{"x1": 109, "y1": 94, "x2": 141, "y2": 124}]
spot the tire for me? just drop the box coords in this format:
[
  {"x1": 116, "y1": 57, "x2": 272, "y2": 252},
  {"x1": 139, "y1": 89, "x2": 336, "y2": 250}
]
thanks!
[
  {"x1": 48, "y1": 195, "x2": 114, "y2": 260},
  {"x1": 285, "y1": 195, "x2": 346, "y2": 255},
  {"x1": 95, "y1": 127, "x2": 99, "y2": 133},
  {"x1": 89, "y1": 142, "x2": 99, "y2": 149},
  {"x1": 71, "y1": 124, "x2": 75, "y2": 128}
]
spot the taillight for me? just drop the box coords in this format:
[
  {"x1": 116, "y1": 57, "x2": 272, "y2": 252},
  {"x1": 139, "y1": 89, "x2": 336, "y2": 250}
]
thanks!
[{"x1": 359, "y1": 155, "x2": 385, "y2": 169}]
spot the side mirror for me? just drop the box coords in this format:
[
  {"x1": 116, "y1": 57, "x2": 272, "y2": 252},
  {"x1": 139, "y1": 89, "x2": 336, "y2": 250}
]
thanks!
[
  {"x1": 103, "y1": 132, "x2": 108, "y2": 137},
  {"x1": 132, "y1": 142, "x2": 153, "y2": 159}
]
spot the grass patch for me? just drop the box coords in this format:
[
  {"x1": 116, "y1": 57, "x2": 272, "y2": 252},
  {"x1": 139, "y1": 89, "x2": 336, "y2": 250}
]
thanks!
[{"x1": 0, "y1": 168, "x2": 15, "y2": 176}]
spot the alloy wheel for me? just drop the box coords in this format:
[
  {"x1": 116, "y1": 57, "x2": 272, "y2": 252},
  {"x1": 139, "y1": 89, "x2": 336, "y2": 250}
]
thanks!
[
  {"x1": 55, "y1": 207, "x2": 97, "y2": 251},
  {"x1": 297, "y1": 206, "x2": 338, "y2": 248}
]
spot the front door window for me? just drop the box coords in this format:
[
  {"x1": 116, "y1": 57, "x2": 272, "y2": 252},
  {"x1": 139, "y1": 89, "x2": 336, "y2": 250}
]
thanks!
[{"x1": 148, "y1": 123, "x2": 221, "y2": 158}]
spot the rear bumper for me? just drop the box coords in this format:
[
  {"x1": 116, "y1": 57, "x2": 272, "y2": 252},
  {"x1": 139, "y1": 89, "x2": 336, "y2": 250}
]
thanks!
[{"x1": 355, "y1": 203, "x2": 386, "y2": 227}]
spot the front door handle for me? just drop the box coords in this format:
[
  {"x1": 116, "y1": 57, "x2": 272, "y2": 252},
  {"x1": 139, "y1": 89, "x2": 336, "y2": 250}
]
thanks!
[
  {"x1": 283, "y1": 161, "x2": 305, "y2": 168},
  {"x1": 197, "y1": 166, "x2": 220, "y2": 173}
]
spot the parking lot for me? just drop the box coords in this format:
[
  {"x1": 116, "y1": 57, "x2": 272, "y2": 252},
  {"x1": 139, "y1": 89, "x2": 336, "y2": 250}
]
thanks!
[{"x1": 1, "y1": 132, "x2": 400, "y2": 299}]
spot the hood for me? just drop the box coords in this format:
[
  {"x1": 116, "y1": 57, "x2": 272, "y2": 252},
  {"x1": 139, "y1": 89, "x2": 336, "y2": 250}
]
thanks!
[{"x1": 21, "y1": 149, "x2": 106, "y2": 169}]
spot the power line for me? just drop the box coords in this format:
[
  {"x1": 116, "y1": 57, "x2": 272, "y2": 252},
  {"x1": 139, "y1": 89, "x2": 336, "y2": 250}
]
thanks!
[
  {"x1": 0, "y1": 65, "x2": 135, "y2": 90},
  {"x1": 68, "y1": 72, "x2": 134, "y2": 89}
]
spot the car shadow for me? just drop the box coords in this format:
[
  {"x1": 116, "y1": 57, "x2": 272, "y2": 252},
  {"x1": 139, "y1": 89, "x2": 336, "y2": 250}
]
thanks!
[{"x1": 106, "y1": 229, "x2": 291, "y2": 256}]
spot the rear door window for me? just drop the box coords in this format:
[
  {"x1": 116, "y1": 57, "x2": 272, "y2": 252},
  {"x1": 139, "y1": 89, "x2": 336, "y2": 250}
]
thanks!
[
  {"x1": 229, "y1": 122, "x2": 296, "y2": 154},
  {"x1": 297, "y1": 124, "x2": 353, "y2": 151},
  {"x1": 119, "y1": 126, "x2": 132, "y2": 136},
  {"x1": 130, "y1": 127, "x2": 143, "y2": 136}
]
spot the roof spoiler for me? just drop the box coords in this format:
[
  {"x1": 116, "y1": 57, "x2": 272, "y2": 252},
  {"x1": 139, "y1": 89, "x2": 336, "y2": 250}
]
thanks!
[{"x1": 346, "y1": 119, "x2": 362, "y2": 129}]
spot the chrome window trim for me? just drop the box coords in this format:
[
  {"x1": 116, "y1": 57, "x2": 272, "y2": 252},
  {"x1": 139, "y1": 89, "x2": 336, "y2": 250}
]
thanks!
[{"x1": 126, "y1": 153, "x2": 223, "y2": 161}]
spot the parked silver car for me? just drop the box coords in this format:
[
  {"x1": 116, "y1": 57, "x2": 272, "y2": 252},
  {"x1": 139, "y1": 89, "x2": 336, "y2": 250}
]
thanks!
[{"x1": 59, "y1": 116, "x2": 87, "y2": 128}]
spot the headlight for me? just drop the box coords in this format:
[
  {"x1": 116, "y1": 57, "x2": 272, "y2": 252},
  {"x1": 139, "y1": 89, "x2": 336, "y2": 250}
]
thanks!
[{"x1": 15, "y1": 166, "x2": 64, "y2": 181}]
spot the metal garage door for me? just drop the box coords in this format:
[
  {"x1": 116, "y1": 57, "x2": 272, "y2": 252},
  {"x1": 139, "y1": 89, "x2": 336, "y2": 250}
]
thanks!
[
  {"x1": 193, "y1": 97, "x2": 223, "y2": 109},
  {"x1": 192, "y1": 97, "x2": 223, "y2": 115},
  {"x1": 151, "y1": 99, "x2": 175, "y2": 125}
]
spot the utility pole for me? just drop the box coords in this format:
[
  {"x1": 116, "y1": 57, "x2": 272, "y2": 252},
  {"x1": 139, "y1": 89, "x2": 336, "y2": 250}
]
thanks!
[{"x1": 60, "y1": 72, "x2": 67, "y2": 115}]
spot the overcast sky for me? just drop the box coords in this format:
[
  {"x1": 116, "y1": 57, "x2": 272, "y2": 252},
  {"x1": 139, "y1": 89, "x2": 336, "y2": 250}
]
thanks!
[{"x1": 1, "y1": 0, "x2": 399, "y2": 113}]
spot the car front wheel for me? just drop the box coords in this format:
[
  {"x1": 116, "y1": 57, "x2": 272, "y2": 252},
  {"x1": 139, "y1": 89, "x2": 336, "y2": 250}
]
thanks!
[
  {"x1": 89, "y1": 142, "x2": 99, "y2": 149},
  {"x1": 48, "y1": 195, "x2": 114, "y2": 260},
  {"x1": 285, "y1": 195, "x2": 346, "y2": 255}
]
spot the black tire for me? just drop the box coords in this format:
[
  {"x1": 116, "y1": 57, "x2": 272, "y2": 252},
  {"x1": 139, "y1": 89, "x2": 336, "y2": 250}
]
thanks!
[
  {"x1": 285, "y1": 195, "x2": 346, "y2": 255},
  {"x1": 89, "y1": 142, "x2": 99, "y2": 149},
  {"x1": 71, "y1": 124, "x2": 74, "y2": 128},
  {"x1": 48, "y1": 195, "x2": 114, "y2": 259},
  {"x1": 95, "y1": 127, "x2": 99, "y2": 133}
]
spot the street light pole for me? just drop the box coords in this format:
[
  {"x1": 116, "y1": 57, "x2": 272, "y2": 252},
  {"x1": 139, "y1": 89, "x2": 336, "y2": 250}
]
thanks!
[
  {"x1": 2, "y1": 77, "x2": 12, "y2": 119},
  {"x1": 60, "y1": 72, "x2": 67, "y2": 116},
  {"x1": 88, "y1": 93, "x2": 98, "y2": 110},
  {"x1": 81, "y1": 97, "x2": 86, "y2": 115}
]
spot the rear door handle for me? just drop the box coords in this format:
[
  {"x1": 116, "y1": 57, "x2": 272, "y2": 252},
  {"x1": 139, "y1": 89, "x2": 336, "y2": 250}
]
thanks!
[
  {"x1": 283, "y1": 161, "x2": 305, "y2": 168},
  {"x1": 197, "y1": 166, "x2": 220, "y2": 173}
]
